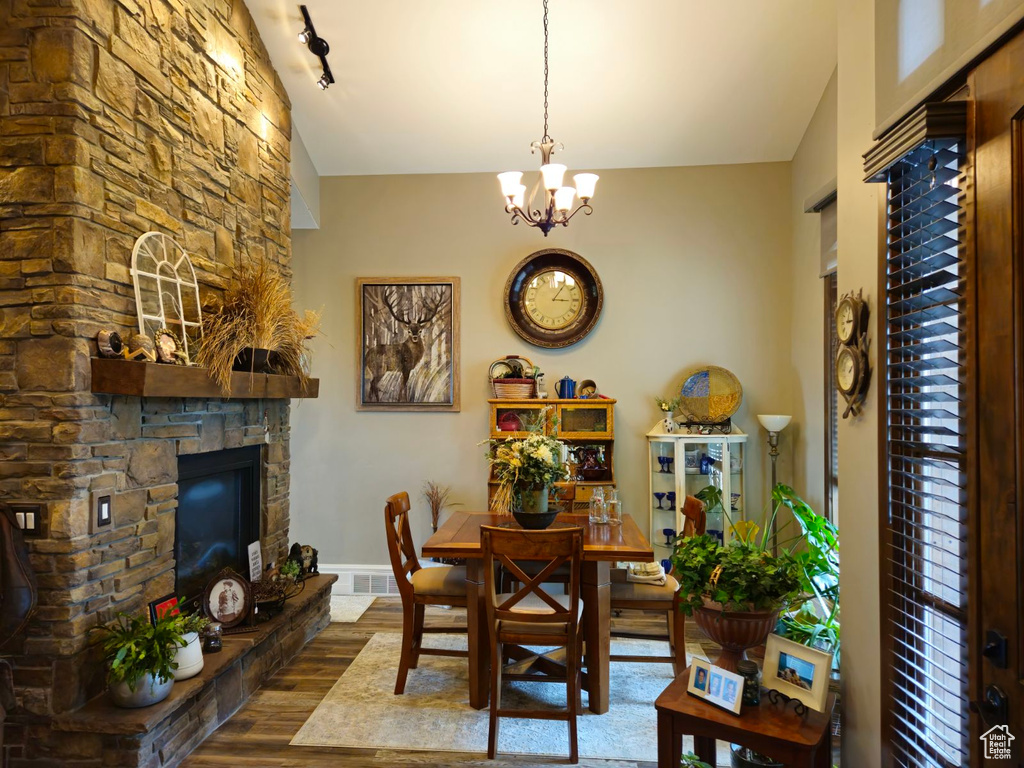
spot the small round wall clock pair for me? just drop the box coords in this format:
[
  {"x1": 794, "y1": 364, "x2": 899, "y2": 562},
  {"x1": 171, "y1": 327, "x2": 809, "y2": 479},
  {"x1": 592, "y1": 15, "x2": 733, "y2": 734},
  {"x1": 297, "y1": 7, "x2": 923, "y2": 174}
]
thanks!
[
  {"x1": 504, "y1": 249, "x2": 603, "y2": 348},
  {"x1": 835, "y1": 289, "x2": 871, "y2": 417}
]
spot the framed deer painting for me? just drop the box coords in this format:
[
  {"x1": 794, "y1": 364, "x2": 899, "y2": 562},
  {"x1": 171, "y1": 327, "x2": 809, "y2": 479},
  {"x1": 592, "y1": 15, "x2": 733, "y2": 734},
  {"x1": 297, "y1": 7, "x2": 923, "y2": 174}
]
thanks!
[{"x1": 357, "y1": 277, "x2": 461, "y2": 411}]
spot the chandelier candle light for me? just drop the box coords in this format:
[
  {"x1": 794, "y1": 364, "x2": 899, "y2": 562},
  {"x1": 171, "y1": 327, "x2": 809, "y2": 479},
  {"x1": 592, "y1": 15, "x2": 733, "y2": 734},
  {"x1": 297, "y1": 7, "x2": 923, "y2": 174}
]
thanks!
[{"x1": 497, "y1": 0, "x2": 598, "y2": 236}]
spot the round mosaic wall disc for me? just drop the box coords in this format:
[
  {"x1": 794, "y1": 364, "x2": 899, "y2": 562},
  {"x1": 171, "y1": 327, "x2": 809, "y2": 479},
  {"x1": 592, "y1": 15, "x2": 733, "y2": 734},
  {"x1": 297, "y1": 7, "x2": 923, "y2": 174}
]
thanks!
[{"x1": 677, "y1": 366, "x2": 743, "y2": 423}]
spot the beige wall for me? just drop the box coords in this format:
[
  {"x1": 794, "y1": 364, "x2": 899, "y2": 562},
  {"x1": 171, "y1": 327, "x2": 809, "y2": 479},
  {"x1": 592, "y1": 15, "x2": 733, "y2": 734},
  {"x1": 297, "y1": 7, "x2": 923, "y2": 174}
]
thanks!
[
  {"x1": 838, "y1": 0, "x2": 882, "y2": 763},
  {"x1": 290, "y1": 164, "x2": 795, "y2": 565},
  {"x1": 788, "y1": 69, "x2": 838, "y2": 515}
]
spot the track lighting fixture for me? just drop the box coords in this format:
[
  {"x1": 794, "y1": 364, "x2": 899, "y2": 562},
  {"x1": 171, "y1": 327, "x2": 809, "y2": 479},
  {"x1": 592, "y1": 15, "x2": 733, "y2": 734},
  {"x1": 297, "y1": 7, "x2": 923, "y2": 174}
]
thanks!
[{"x1": 298, "y1": 5, "x2": 334, "y2": 91}]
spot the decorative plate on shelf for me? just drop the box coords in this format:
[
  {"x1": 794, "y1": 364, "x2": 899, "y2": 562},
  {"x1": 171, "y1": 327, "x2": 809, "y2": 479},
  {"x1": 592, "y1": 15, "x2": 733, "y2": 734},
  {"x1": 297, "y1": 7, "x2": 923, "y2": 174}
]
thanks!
[{"x1": 677, "y1": 366, "x2": 743, "y2": 423}]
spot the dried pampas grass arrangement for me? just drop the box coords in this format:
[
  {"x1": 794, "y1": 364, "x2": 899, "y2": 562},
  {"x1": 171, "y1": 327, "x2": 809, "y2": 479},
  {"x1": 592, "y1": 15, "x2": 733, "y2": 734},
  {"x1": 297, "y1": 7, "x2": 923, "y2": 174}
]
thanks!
[{"x1": 195, "y1": 261, "x2": 321, "y2": 393}]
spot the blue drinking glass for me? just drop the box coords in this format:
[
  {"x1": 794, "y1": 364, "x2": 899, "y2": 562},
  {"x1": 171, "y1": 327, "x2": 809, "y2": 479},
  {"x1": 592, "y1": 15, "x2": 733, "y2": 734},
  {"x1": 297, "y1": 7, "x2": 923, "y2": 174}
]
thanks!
[
  {"x1": 654, "y1": 492, "x2": 666, "y2": 510},
  {"x1": 666, "y1": 491, "x2": 676, "y2": 510}
]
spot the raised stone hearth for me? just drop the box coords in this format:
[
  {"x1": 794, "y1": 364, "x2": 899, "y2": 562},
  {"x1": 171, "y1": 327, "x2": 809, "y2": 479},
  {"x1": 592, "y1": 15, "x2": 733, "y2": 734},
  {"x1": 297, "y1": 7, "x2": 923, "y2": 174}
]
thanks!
[
  {"x1": 48, "y1": 575, "x2": 335, "y2": 768},
  {"x1": 0, "y1": 0, "x2": 310, "y2": 765}
]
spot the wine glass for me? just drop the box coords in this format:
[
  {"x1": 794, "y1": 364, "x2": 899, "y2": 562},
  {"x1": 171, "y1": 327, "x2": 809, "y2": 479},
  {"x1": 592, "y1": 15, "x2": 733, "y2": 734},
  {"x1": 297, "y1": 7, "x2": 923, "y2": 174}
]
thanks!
[
  {"x1": 657, "y1": 456, "x2": 667, "y2": 473},
  {"x1": 662, "y1": 527, "x2": 676, "y2": 546},
  {"x1": 666, "y1": 491, "x2": 676, "y2": 511},
  {"x1": 653, "y1": 492, "x2": 666, "y2": 510},
  {"x1": 666, "y1": 458, "x2": 675, "y2": 474}
]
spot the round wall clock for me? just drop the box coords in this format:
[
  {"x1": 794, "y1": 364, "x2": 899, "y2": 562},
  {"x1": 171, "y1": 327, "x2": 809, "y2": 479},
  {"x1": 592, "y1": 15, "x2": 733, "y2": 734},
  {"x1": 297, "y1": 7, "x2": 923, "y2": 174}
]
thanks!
[
  {"x1": 835, "y1": 293, "x2": 867, "y2": 344},
  {"x1": 504, "y1": 249, "x2": 603, "y2": 348},
  {"x1": 835, "y1": 347, "x2": 861, "y2": 395}
]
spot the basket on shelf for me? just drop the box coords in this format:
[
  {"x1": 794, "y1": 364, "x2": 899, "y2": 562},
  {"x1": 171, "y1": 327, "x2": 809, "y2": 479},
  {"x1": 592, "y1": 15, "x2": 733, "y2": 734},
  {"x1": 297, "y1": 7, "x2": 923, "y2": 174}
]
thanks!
[{"x1": 489, "y1": 355, "x2": 537, "y2": 399}]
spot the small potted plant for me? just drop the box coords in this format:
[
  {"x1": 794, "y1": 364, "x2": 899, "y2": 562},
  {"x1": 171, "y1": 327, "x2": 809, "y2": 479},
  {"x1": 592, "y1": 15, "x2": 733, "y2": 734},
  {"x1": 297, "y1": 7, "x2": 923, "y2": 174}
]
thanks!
[
  {"x1": 654, "y1": 395, "x2": 681, "y2": 433},
  {"x1": 93, "y1": 612, "x2": 183, "y2": 708},
  {"x1": 172, "y1": 612, "x2": 210, "y2": 681},
  {"x1": 681, "y1": 752, "x2": 714, "y2": 768},
  {"x1": 423, "y1": 481, "x2": 461, "y2": 533},
  {"x1": 486, "y1": 423, "x2": 568, "y2": 529}
]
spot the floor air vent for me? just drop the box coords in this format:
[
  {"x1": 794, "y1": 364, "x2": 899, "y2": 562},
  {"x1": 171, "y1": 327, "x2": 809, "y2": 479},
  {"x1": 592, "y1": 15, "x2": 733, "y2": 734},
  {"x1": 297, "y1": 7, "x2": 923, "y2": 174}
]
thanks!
[{"x1": 352, "y1": 572, "x2": 400, "y2": 595}]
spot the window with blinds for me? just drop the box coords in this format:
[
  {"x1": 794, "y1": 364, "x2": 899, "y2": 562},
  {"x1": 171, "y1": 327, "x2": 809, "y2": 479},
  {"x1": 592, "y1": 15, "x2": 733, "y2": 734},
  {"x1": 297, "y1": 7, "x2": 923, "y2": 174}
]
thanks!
[
  {"x1": 881, "y1": 138, "x2": 968, "y2": 768},
  {"x1": 824, "y1": 271, "x2": 839, "y2": 525}
]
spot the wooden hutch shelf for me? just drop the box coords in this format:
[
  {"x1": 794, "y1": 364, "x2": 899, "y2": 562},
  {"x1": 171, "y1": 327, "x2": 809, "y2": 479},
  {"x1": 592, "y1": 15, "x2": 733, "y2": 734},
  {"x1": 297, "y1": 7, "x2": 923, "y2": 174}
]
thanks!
[
  {"x1": 90, "y1": 358, "x2": 320, "y2": 399},
  {"x1": 486, "y1": 397, "x2": 616, "y2": 510}
]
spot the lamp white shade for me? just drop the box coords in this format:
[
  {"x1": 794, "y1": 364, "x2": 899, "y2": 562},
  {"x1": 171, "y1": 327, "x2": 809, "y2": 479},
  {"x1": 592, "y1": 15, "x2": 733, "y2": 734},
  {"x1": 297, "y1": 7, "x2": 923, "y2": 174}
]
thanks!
[
  {"x1": 497, "y1": 171, "x2": 523, "y2": 197},
  {"x1": 553, "y1": 186, "x2": 575, "y2": 212},
  {"x1": 540, "y1": 163, "x2": 567, "y2": 190},
  {"x1": 757, "y1": 414, "x2": 792, "y2": 433},
  {"x1": 573, "y1": 173, "x2": 598, "y2": 199},
  {"x1": 511, "y1": 184, "x2": 526, "y2": 209}
]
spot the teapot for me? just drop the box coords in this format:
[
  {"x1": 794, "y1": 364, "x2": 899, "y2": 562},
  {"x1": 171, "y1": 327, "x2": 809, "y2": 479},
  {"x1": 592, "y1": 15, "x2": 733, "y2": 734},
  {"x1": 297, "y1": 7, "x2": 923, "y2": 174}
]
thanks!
[{"x1": 556, "y1": 376, "x2": 576, "y2": 399}]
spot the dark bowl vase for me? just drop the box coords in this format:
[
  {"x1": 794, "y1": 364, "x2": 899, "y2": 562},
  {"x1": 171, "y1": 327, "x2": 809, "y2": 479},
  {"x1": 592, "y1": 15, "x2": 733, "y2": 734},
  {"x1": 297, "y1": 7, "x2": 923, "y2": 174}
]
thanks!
[
  {"x1": 730, "y1": 745, "x2": 784, "y2": 768},
  {"x1": 233, "y1": 347, "x2": 276, "y2": 374},
  {"x1": 693, "y1": 598, "x2": 781, "y2": 672},
  {"x1": 512, "y1": 509, "x2": 559, "y2": 530}
]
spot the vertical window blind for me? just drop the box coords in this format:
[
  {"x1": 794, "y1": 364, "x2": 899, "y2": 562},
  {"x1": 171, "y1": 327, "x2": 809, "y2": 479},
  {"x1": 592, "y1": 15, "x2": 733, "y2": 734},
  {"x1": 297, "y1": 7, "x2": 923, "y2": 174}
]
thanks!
[
  {"x1": 825, "y1": 271, "x2": 839, "y2": 525},
  {"x1": 882, "y1": 138, "x2": 968, "y2": 768}
]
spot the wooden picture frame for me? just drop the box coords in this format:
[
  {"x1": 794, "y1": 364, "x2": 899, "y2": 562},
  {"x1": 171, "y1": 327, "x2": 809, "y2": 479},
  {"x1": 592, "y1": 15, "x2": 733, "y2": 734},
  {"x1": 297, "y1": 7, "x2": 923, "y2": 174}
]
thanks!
[
  {"x1": 762, "y1": 633, "x2": 833, "y2": 713},
  {"x1": 148, "y1": 594, "x2": 180, "y2": 625},
  {"x1": 357, "y1": 277, "x2": 460, "y2": 411},
  {"x1": 202, "y1": 568, "x2": 251, "y2": 629}
]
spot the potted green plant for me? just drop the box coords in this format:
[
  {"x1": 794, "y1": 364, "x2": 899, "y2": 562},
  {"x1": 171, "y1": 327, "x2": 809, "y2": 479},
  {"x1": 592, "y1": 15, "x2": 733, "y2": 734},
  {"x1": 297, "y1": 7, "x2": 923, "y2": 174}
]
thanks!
[
  {"x1": 172, "y1": 612, "x2": 210, "y2": 681},
  {"x1": 681, "y1": 752, "x2": 714, "y2": 768},
  {"x1": 486, "y1": 426, "x2": 568, "y2": 529},
  {"x1": 93, "y1": 612, "x2": 184, "y2": 708},
  {"x1": 671, "y1": 491, "x2": 803, "y2": 670}
]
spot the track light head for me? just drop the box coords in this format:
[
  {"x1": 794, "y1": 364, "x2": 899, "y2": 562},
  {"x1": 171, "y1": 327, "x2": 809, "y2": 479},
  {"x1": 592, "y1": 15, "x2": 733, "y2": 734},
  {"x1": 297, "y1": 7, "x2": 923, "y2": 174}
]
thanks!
[
  {"x1": 317, "y1": 73, "x2": 330, "y2": 90},
  {"x1": 297, "y1": 28, "x2": 312, "y2": 44}
]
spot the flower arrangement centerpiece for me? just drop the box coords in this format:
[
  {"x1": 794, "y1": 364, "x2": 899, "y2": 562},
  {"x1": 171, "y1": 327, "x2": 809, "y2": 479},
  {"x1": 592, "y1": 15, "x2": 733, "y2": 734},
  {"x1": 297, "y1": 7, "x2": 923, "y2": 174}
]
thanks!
[{"x1": 486, "y1": 414, "x2": 568, "y2": 529}]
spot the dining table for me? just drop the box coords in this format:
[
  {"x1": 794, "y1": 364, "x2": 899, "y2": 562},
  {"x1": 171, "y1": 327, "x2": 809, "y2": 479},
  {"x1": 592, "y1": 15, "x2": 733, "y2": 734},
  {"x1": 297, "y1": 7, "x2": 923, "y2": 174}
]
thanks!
[{"x1": 421, "y1": 510, "x2": 654, "y2": 714}]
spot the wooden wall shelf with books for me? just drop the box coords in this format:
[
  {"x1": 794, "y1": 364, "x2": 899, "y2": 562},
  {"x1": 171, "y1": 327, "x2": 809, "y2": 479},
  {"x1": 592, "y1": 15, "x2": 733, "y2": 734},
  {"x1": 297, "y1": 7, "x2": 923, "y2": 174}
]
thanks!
[{"x1": 90, "y1": 358, "x2": 320, "y2": 400}]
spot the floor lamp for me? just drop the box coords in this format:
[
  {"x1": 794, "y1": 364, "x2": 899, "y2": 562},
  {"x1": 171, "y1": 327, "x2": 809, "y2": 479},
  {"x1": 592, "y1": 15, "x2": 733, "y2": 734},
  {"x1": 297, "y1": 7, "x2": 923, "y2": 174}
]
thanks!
[{"x1": 757, "y1": 414, "x2": 791, "y2": 555}]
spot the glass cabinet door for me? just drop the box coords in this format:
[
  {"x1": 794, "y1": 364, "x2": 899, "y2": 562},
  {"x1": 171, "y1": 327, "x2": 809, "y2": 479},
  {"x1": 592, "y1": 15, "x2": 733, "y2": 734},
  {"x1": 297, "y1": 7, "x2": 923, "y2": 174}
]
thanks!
[{"x1": 649, "y1": 439, "x2": 677, "y2": 568}]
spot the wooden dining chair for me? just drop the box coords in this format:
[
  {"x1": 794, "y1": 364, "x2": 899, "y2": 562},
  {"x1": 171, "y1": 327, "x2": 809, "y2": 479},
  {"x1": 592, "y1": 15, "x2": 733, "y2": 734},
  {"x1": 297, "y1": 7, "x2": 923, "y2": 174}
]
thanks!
[
  {"x1": 385, "y1": 492, "x2": 468, "y2": 695},
  {"x1": 481, "y1": 525, "x2": 584, "y2": 764},
  {"x1": 609, "y1": 494, "x2": 706, "y2": 675},
  {"x1": 499, "y1": 483, "x2": 576, "y2": 592}
]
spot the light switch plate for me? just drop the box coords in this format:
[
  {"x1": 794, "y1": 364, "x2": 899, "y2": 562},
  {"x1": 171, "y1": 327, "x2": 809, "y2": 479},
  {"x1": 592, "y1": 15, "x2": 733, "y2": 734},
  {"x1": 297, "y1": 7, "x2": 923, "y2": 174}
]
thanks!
[
  {"x1": 8, "y1": 503, "x2": 42, "y2": 536},
  {"x1": 89, "y1": 490, "x2": 114, "y2": 534}
]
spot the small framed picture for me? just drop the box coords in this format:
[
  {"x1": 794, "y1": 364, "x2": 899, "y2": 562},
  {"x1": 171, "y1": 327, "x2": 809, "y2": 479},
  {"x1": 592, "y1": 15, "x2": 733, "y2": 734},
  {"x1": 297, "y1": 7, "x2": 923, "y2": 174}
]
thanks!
[
  {"x1": 687, "y1": 659, "x2": 743, "y2": 715},
  {"x1": 762, "y1": 634, "x2": 833, "y2": 713},
  {"x1": 148, "y1": 594, "x2": 180, "y2": 625},
  {"x1": 202, "y1": 568, "x2": 252, "y2": 629}
]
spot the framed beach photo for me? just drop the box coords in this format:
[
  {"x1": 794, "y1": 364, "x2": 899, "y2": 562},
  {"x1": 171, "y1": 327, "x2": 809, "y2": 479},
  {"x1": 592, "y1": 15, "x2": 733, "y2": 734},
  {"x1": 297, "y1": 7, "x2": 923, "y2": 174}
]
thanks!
[
  {"x1": 762, "y1": 633, "x2": 833, "y2": 713},
  {"x1": 357, "y1": 277, "x2": 461, "y2": 411}
]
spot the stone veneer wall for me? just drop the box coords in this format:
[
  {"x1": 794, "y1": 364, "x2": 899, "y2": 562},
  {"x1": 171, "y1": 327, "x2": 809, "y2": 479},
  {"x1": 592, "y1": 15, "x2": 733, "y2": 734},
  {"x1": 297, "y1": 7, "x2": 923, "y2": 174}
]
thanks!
[{"x1": 0, "y1": 0, "x2": 295, "y2": 752}]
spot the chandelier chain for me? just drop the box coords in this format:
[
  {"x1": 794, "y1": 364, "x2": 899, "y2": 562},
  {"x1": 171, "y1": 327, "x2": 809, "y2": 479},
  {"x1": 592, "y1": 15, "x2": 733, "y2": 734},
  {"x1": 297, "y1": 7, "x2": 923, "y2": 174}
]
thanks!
[{"x1": 542, "y1": 0, "x2": 549, "y2": 142}]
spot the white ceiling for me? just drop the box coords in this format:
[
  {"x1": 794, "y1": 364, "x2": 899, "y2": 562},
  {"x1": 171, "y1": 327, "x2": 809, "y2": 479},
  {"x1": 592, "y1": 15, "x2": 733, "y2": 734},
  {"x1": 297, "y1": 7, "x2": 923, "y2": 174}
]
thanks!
[{"x1": 249, "y1": 1, "x2": 837, "y2": 177}]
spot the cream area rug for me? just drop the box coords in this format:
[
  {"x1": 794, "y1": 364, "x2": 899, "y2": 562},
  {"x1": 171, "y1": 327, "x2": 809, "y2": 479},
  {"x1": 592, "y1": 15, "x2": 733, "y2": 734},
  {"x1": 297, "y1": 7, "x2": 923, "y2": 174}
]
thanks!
[
  {"x1": 329, "y1": 595, "x2": 375, "y2": 623},
  {"x1": 292, "y1": 632, "x2": 731, "y2": 764}
]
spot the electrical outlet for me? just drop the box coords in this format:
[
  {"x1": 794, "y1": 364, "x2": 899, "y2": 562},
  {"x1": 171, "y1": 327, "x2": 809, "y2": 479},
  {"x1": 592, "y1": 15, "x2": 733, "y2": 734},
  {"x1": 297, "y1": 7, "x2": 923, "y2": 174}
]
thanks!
[
  {"x1": 9, "y1": 503, "x2": 42, "y2": 536},
  {"x1": 90, "y1": 490, "x2": 114, "y2": 533}
]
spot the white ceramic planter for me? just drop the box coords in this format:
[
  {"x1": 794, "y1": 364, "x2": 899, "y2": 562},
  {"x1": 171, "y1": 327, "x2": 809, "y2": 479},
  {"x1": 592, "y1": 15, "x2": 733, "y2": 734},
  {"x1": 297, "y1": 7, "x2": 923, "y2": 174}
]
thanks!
[
  {"x1": 110, "y1": 673, "x2": 173, "y2": 708},
  {"x1": 172, "y1": 632, "x2": 204, "y2": 681}
]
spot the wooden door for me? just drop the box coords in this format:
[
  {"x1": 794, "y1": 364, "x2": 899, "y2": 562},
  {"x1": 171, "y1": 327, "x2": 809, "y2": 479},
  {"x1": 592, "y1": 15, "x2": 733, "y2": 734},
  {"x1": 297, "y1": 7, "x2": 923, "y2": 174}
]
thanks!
[{"x1": 969, "y1": 27, "x2": 1024, "y2": 762}]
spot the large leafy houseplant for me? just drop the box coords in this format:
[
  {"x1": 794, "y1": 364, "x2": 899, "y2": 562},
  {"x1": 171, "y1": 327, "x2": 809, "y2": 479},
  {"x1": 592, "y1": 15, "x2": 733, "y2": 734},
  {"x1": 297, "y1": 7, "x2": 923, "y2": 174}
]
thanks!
[
  {"x1": 92, "y1": 612, "x2": 184, "y2": 705},
  {"x1": 772, "y1": 485, "x2": 840, "y2": 658}
]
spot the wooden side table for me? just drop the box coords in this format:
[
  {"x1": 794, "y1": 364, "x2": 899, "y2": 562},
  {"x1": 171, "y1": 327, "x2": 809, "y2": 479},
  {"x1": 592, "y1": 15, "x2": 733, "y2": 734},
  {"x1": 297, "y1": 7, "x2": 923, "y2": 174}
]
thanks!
[{"x1": 656, "y1": 667, "x2": 836, "y2": 768}]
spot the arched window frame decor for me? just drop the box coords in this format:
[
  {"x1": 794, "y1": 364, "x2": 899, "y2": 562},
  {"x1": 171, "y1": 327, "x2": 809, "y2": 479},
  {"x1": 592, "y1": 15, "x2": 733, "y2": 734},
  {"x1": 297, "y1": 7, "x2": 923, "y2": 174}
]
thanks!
[{"x1": 130, "y1": 232, "x2": 203, "y2": 361}]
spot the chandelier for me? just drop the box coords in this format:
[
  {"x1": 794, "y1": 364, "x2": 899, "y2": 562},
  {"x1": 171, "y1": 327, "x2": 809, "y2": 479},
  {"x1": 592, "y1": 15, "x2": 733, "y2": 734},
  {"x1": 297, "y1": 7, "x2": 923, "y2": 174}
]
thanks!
[{"x1": 497, "y1": 0, "x2": 598, "y2": 236}]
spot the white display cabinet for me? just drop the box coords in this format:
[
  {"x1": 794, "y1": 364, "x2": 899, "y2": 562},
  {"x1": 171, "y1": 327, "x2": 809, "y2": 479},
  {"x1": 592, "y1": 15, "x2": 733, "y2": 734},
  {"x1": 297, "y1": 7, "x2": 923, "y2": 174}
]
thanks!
[{"x1": 646, "y1": 422, "x2": 748, "y2": 567}]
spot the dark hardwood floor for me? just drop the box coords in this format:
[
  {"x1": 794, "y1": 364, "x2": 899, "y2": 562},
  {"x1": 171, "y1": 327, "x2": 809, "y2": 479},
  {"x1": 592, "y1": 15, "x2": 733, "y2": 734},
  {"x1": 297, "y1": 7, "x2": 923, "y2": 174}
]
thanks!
[{"x1": 181, "y1": 597, "x2": 674, "y2": 768}]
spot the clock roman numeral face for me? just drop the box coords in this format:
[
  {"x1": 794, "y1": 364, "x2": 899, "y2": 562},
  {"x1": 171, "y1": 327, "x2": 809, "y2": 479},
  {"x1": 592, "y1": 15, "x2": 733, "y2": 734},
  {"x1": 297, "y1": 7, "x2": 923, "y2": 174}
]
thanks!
[{"x1": 522, "y1": 269, "x2": 584, "y2": 330}]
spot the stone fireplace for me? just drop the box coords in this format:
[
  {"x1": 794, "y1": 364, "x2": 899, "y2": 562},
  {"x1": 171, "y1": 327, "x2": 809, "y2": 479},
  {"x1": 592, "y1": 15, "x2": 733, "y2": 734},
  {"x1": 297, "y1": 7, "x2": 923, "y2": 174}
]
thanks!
[{"x1": 0, "y1": 0, "x2": 329, "y2": 765}]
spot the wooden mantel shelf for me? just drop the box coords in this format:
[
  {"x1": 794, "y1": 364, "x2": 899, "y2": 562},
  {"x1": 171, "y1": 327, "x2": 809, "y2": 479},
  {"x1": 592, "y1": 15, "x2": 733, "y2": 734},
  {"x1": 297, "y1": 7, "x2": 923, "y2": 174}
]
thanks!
[{"x1": 90, "y1": 358, "x2": 319, "y2": 399}]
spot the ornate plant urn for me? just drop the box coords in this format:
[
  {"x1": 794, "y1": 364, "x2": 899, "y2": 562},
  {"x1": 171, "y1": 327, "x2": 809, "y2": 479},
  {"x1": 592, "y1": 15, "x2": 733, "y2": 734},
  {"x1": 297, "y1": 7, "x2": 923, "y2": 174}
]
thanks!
[
  {"x1": 512, "y1": 485, "x2": 557, "y2": 530},
  {"x1": 693, "y1": 597, "x2": 781, "y2": 671}
]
